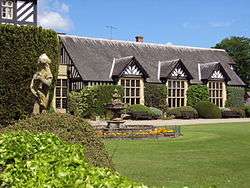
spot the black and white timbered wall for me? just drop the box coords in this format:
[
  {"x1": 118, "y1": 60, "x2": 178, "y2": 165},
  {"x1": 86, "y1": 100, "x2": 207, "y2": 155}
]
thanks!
[
  {"x1": 61, "y1": 45, "x2": 85, "y2": 91},
  {"x1": 60, "y1": 44, "x2": 114, "y2": 91},
  {"x1": 0, "y1": 0, "x2": 37, "y2": 25}
]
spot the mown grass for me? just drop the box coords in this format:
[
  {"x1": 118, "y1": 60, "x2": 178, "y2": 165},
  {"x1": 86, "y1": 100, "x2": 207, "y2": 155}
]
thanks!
[{"x1": 105, "y1": 122, "x2": 250, "y2": 188}]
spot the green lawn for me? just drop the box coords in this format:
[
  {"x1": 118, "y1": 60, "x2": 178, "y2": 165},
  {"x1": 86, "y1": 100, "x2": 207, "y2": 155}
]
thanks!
[{"x1": 105, "y1": 122, "x2": 250, "y2": 188}]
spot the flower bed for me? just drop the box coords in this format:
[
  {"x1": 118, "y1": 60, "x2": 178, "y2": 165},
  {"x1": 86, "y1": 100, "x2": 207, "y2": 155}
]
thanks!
[{"x1": 96, "y1": 126, "x2": 181, "y2": 139}]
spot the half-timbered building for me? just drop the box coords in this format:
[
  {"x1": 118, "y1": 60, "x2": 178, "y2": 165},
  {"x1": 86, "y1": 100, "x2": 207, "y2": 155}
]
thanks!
[
  {"x1": 0, "y1": 0, "x2": 37, "y2": 25},
  {"x1": 57, "y1": 34, "x2": 245, "y2": 112}
]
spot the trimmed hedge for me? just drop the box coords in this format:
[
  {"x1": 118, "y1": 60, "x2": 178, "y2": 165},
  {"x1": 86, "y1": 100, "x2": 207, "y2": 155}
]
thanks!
[
  {"x1": 144, "y1": 83, "x2": 168, "y2": 109},
  {"x1": 68, "y1": 85, "x2": 123, "y2": 118},
  {"x1": 0, "y1": 25, "x2": 60, "y2": 126},
  {"x1": 187, "y1": 85, "x2": 209, "y2": 107},
  {"x1": 168, "y1": 106, "x2": 198, "y2": 119},
  {"x1": 0, "y1": 132, "x2": 146, "y2": 187},
  {"x1": 221, "y1": 108, "x2": 246, "y2": 118},
  {"x1": 126, "y1": 104, "x2": 162, "y2": 120},
  {"x1": 225, "y1": 86, "x2": 245, "y2": 108},
  {"x1": 1, "y1": 113, "x2": 113, "y2": 169},
  {"x1": 244, "y1": 105, "x2": 250, "y2": 117},
  {"x1": 195, "y1": 101, "x2": 222, "y2": 119}
]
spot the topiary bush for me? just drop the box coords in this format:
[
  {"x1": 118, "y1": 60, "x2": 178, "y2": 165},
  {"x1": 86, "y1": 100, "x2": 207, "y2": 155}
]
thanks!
[
  {"x1": 144, "y1": 83, "x2": 168, "y2": 109},
  {"x1": 126, "y1": 104, "x2": 161, "y2": 120},
  {"x1": 187, "y1": 85, "x2": 209, "y2": 108},
  {"x1": 225, "y1": 87, "x2": 245, "y2": 108},
  {"x1": 0, "y1": 132, "x2": 146, "y2": 187},
  {"x1": 0, "y1": 25, "x2": 60, "y2": 126},
  {"x1": 168, "y1": 106, "x2": 198, "y2": 119},
  {"x1": 1, "y1": 113, "x2": 113, "y2": 169},
  {"x1": 195, "y1": 101, "x2": 222, "y2": 119},
  {"x1": 68, "y1": 85, "x2": 123, "y2": 119}
]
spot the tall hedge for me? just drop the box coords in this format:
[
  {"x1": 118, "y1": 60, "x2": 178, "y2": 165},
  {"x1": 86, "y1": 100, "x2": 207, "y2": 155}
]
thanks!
[
  {"x1": 225, "y1": 86, "x2": 245, "y2": 108},
  {"x1": 0, "y1": 25, "x2": 60, "y2": 126},
  {"x1": 187, "y1": 85, "x2": 209, "y2": 107},
  {"x1": 68, "y1": 85, "x2": 123, "y2": 118},
  {"x1": 144, "y1": 83, "x2": 168, "y2": 109}
]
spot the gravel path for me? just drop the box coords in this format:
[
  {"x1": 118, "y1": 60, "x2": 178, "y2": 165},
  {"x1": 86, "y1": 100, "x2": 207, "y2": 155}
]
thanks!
[{"x1": 90, "y1": 118, "x2": 250, "y2": 127}]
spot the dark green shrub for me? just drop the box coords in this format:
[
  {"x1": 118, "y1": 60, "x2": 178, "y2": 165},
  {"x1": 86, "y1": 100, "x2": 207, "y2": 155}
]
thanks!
[
  {"x1": 2, "y1": 113, "x2": 113, "y2": 169},
  {"x1": 126, "y1": 104, "x2": 161, "y2": 120},
  {"x1": 187, "y1": 85, "x2": 209, "y2": 107},
  {"x1": 68, "y1": 85, "x2": 123, "y2": 118},
  {"x1": 93, "y1": 85, "x2": 124, "y2": 116},
  {"x1": 0, "y1": 25, "x2": 59, "y2": 126},
  {"x1": 195, "y1": 101, "x2": 222, "y2": 119},
  {"x1": 244, "y1": 105, "x2": 250, "y2": 117},
  {"x1": 0, "y1": 132, "x2": 146, "y2": 187},
  {"x1": 144, "y1": 83, "x2": 168, "y2": 109},
  {"x1": 168, "y1": 106, "x2": 198, "y2": 119},
  {"x1": 67, "y1": 91, "x2": 83, "y2": 117},
  {"x1": 225, "y1": 87, "x2": 245, "y2": 108},
  {"x1": 68, "y1": 88, "x2": 97, "y2": 118},
  {"x1": 221, "y1": 108, "x2": 246, "y2": 118}
]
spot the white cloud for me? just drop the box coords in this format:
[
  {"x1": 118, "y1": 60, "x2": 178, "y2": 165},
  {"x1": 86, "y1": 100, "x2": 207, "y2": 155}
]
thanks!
[
  {"x1": 39, "y1": 11, "x2": 71, "y2": 32},
  {"x1": 209, "y1": 21, "x2": 234, "y2": 28},
  {"x1": 182, "y1": 22, "x2": 190, "y2": 28},
  {"x1": 181, "y1": 22, "x2": 201, "y2": 29},
  {"x1": 38, "y1": 0, "x2": 72, "y2": 31},
  {"x1": 61, "y1": 3, "x2": 70, "y2": 13}
]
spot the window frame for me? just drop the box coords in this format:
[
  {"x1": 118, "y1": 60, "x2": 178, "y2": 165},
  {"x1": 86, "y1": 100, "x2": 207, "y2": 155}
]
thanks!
[
  {"x1": 1, "y1": 0, "x2": 14, "y2": 19},
  {"x1": 167, "y1": 79, "x2": 188, "y2": 108},
  {"x1": 56, "y1": 79, "x2": 68, "y2": 111},
  {"x1": 119, "y1": 77, "x2": 143, "y2": 105},
  {"x1": 207, "y1": 81, "x2": 226, "y2": 108}
]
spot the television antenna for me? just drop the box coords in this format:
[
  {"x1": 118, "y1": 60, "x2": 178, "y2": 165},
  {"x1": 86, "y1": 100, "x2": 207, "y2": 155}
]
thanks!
[{"x1": 106, "y1": 25, "x2": 117, "y2": 40}]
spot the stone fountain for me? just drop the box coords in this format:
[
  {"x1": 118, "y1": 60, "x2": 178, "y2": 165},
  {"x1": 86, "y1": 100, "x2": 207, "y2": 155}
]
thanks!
[{"x1": 105, "y1": 89, "x2": 126, "y2": 129}]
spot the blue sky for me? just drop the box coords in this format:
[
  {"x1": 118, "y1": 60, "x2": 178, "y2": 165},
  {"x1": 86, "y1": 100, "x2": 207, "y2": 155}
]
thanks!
[{"x1": 39, "y1": 0, "x2": 250, "y2": 47}]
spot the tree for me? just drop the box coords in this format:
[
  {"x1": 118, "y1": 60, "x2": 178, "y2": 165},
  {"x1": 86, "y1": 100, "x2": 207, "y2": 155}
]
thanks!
[{"x1": 214, "y1": 36, "x2": 250, "y2": 87}]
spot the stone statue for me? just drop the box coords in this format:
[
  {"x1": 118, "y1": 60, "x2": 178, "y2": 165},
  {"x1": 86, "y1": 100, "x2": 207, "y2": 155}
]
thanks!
[{"x1": 30, "y1": 54, "x2": 53, "y2": 115}]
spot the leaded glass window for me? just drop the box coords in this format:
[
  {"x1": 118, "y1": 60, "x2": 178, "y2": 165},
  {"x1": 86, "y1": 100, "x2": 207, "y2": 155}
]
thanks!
[
  {"x1": 1, "y1": 1, "x2": 13, "y2": 19},
  {"x1": 167, "y1": 80, "x2": 187, "y2": 108}
]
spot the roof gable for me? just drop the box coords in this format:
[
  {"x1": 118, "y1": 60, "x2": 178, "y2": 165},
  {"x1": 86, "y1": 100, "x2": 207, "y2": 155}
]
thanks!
[
  {"x1": 111, "y1": 56, "x2": 149, "y2": 78},
  {"x1": 200, "y1": 62, "x2": 231, "y2": 81},
  {"x1": 160, "y1": 59, "x2": 193, "y2": 80}
]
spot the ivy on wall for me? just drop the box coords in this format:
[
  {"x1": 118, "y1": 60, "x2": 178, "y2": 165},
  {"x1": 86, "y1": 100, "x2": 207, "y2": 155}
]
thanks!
[
  {"x1": 0, "y1": 25, "x2": 60, "y2": 126},
  {"x1": 68, "y1": 85, "x2": 124, "y2": 118},
  {"x1": 187, "y1": 85, "x2": 209, "y2": 108},
  {"x1": 225, "y1": 86, "x2": 245, "y2": 108},
  {"x1": 144, "y1": 83, "x2": 168, "y2": 109}
]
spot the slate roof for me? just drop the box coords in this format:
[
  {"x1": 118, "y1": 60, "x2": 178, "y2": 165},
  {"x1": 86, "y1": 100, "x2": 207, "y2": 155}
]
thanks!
[{"x1": 60, "y1": 35, "x2": 245, "y2": 86}]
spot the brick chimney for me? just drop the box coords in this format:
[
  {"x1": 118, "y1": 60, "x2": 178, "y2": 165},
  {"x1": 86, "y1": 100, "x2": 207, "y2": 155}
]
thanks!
[{"x1": 135, "y1": 36, "x2": 144, "y2": 43}]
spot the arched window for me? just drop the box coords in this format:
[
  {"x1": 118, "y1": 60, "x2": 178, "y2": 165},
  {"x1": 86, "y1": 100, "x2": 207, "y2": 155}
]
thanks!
[{"x1": 1, "y1": 0, "x2": 13, "y2": 19}]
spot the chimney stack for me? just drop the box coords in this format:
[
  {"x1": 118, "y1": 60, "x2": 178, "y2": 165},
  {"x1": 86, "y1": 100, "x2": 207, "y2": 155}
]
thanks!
[{"x1": 135, "y1": 36, "x2": 144, "y2": 43}]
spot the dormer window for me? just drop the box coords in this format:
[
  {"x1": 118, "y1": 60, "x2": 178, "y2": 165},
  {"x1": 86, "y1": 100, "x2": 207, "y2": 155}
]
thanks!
[
  {"x1": 1, "y1": 0, "x2": 13, "y2": 19},
  {"x1": 111, "y1": 56, "x2": 149, "y2": 105},
  {"x1": 159, "y1": 59, "x2": 193, "y2": 108}
]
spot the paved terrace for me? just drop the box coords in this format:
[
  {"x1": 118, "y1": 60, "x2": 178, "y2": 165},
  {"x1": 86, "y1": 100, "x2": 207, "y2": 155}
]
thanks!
[{"x1": 89, "y1": 118, "x2": 250, "y2": 127}]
